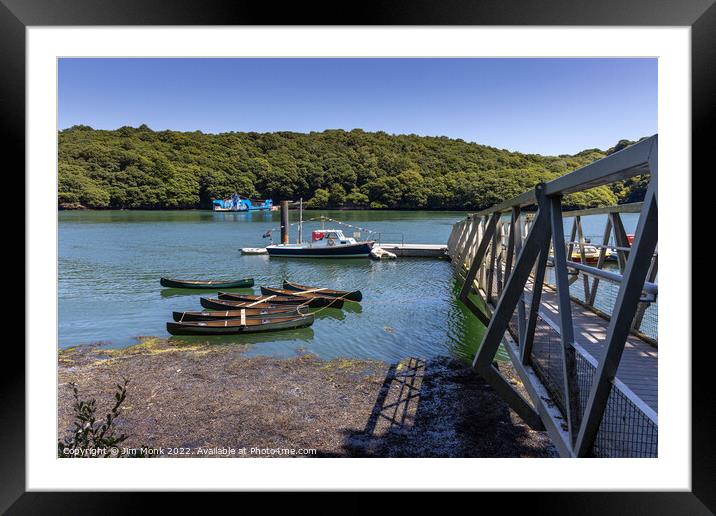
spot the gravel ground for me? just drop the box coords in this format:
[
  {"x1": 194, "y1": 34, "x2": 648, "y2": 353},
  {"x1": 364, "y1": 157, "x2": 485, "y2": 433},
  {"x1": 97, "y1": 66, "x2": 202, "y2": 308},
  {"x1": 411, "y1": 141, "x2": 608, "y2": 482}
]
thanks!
[{"x1": 58, "y1": 338, "x2": 556, "y2": 458}]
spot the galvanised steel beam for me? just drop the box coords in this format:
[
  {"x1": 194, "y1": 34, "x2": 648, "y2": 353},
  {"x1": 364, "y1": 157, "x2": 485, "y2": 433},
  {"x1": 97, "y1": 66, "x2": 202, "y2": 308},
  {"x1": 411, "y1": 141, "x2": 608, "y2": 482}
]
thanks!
[
  {"x1": 574, "y1": 178, "x2": 659, "y2": 457},
  {"x1": 472, "y1": 189, "x2": 537, "y2": 218},
  {"x1": 610, "y1": 212, "x2": 630, "y2": 272},
  {"x1": 561, "y1": 202, "x2": 644, "y2": 218},
  {"x1": 575, "y1": 216, "x2": 591, "y2": 301},
  {"x1": 503, "y1": 333, "x2": 572, "y2": 456},
  {"x1": 470, "y1": 135, "x2": 656, "y2": 218},
  {"x1": 452, "y1": 220, "x2": 471, "y2": 263},
  {"x1": 477, "y1": 217, "x2": 487, "y2": 289},
  {"x1": 544, "y1": 136, "x2": 654, "y2": 196},
  {"x1": 566, "y1": 261, "x2": 659, "y2": 295},
  {"x1": 496, "y1": 222, "x2": 506, "y2": 294},
  {"x1": 508, "y1": 207, "x2": 527, "y2": 345},
  {"x1": 549, "y1": 195, "x2": 582, "y2": 446},
  {"x1": 458, "y1": 213, "x2": 499, "y2": 327},
  {"x1": 632, "y1": 254, "x2": 658, "y2": 331},
  {"x1": 520, "y1": 234, "x2": 552, "y2": 365},
  {"x1": 473, "y1": 184, "x2": 552, "y2": 430},
  {"x1": 486, "y1": 219, "x2": 501, "y2": 303},
  {"x1": 456, "y1": 218, "x2": 480, "y2": 272},
  {"x1": 587, "y1": 216, "x2": 614, "y2": 306}
]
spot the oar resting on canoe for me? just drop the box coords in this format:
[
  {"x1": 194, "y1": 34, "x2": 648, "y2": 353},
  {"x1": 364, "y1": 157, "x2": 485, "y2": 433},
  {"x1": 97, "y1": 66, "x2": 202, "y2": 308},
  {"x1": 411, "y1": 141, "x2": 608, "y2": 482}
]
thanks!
[
  {"x1": 200, "y1": 295, "x2": 343, "y2": 310},
  {"x1": 218, "y1": 291, "x2": 345, "y2": 309},
  {"x1": 259, "y1": 287, "x2": 349, "y2": 308},
  {"x1": 282, "y1": 280, "x2": 362, "y2": 302}
]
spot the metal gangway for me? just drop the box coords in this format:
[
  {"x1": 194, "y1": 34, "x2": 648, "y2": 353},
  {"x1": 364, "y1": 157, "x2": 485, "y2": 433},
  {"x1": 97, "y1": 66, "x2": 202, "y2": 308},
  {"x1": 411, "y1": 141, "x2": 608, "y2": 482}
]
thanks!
[{"x1": 446, "y1": 135, "x2": 658, "y2": 457}]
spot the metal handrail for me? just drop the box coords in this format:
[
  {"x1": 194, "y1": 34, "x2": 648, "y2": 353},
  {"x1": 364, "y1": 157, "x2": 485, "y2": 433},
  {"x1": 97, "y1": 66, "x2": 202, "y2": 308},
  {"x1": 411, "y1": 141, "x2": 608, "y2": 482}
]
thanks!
[
  {"x1": 376, "y1": 232, "x2": 405, "y2": 246},
  {"x1": 447, "y1": 135, "x2": 659, "y2": 458},
  {"x1": 469, "y1": 136, "x2": 656, "y2": 217}
]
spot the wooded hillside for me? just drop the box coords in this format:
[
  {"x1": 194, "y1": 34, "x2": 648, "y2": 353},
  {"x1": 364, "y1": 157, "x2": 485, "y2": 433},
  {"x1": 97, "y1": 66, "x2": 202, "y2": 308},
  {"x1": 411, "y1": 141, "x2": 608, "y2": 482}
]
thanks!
[{"x1": 58, "y1": 125, "x2": 646, "y2": 210}]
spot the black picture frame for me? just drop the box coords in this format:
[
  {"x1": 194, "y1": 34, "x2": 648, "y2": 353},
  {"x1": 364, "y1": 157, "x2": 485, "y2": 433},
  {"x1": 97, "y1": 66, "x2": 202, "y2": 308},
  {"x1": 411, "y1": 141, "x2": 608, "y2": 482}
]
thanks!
[{"x1": 5, "y1": 0, "x2": 710, "y2": 510}]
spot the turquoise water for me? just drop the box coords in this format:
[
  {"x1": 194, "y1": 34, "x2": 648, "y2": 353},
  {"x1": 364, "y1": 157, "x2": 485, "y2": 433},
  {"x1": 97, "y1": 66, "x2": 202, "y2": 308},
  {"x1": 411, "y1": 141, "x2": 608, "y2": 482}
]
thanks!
[{"x1": 58, "y1": 210, "x2": 491, "y2": 363}]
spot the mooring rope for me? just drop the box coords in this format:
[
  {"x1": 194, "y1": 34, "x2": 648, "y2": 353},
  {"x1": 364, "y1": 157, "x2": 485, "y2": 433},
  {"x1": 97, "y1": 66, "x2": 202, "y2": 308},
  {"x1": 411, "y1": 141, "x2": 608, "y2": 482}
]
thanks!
[
  {"x1": 303, "y1": 291, "x2": 358, "y2": 317},
  {"x1": 263, "y1": 215, "x2": 379, "y2": 237}
]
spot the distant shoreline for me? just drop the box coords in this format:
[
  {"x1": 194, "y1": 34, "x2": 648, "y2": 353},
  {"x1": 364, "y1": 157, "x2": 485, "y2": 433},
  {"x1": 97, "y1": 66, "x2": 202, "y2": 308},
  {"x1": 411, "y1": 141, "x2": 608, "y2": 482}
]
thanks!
[{"x1": 58, "y1": 204, "x2": 477, "y2": 212}]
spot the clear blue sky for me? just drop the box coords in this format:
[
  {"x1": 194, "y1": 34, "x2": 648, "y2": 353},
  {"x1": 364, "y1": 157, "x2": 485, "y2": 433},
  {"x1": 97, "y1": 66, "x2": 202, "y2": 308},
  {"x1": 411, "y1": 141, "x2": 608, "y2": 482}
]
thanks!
[{"x1": 58, "y1": 58, "x2": 656, "y2": 156}]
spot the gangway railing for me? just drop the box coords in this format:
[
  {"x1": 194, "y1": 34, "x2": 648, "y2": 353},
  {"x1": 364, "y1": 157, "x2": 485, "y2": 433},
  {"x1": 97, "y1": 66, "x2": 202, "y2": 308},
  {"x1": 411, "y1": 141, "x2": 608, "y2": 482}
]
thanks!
[
  {"x1": 446, "y1": 135, "x2": 658, "y2": 457},
  {"x1": 376, "y1": 232, "x2": 405, "y2": 246}
]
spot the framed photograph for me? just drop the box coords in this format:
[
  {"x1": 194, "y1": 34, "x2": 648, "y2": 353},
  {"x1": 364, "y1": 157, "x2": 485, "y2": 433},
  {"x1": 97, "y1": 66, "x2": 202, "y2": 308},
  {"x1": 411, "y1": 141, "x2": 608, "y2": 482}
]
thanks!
[{"x1": 8, "y1": 0, "x2": 711, "y2": 509}]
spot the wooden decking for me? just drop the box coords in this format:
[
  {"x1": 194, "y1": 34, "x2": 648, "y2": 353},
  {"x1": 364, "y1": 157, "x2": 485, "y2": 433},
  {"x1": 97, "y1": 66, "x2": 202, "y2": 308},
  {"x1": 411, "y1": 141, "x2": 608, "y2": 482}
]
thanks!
[{"x1": 516, "y1": 283, "x2": 658, "y2": 413}]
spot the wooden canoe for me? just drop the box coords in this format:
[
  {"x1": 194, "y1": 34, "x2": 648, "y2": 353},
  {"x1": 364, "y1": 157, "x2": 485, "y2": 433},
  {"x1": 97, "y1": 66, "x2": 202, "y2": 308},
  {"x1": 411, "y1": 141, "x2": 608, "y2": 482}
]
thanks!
[
  {"x1": 259, "y1": 287, "x2": 345, "y2": 308},
  {"x1": 160, "y1": 277, "x2": 254, "y2": 289},
  {"x1": 282, "y1": 280, "x2": 362, "y2": 302},
  {"x1": 167, "y1": 312, "x2": 314, "y2": 335},
  {"x1": 218, "y1": 292, "x2": 309, "y2": 305},
  {"x1": 199, "y1": 297, "x2": 305, "y2": 311},
  {"x1": 173, "y1": 306, "x2": 304, "y2": 322}
]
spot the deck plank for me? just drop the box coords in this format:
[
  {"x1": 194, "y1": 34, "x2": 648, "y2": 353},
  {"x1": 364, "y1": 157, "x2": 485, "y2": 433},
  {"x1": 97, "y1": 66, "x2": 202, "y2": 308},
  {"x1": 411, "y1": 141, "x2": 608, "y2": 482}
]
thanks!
[{"x1": 506, "y1": 283, "x2": 658, "y2": 414}]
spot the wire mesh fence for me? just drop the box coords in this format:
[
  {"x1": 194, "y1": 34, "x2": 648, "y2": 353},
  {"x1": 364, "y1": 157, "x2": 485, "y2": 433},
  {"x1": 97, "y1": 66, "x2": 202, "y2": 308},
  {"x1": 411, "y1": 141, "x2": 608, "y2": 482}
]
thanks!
[
  {"x1": 543, "y1": 266, "x2": 658, "y2": 342},
  {"x1": 529, "y1": 317, "x2": 568, "y2": 416},
  {"x1": 529, "y1": 319, "x2": 658, "y2": 457},
  {"x1": 448, "y1": 197, "x2": 658, "y2": 458}
]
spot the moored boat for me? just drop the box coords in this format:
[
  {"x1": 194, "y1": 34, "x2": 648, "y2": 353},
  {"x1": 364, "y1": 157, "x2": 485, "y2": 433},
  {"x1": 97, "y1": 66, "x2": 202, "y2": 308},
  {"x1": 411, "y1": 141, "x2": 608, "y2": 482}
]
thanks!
[
  {"x1": 217, "y1": 292, "x2": 311, "y2": 305},
  {"x1": 282, "y1": 280, "x2": 362, "y2": 302},
  {"x1": 167, "y1": 312, "x2": 314, "y2": 335},
  {"x1": 199, "y1": 297, "x2": 307, "y2": 311},
  {"x1": 259, "y1": 286, "x2": 345, "y2": 308},
  {"x1": 160, "y1": 277, "x2": 254, "y2": 289},
  {"x1": 569, "y1": 245, "x2": 613, "y2": 264},
  {"x1": 266, "y1": 229, "x2": 374, "y2": 258},
  {"x1": 172, "y1": 306, "x2": 305, "y2": 322}
]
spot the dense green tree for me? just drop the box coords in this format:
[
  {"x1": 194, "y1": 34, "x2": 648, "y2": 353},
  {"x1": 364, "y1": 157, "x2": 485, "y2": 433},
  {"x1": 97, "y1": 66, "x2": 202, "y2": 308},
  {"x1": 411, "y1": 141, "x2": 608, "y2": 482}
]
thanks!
[
  {"x1": 345, "y1": 188, "x2": 370, "y2": 208},
  {"x1": 58, "y1": 126, "x2": 648, "y2": 210},
  {"x1": 306, "y1": 188, "x2": 330, "y2": 209},
  {"x1": 328, "y1": 184, "x2": 347, "y2": 208}
]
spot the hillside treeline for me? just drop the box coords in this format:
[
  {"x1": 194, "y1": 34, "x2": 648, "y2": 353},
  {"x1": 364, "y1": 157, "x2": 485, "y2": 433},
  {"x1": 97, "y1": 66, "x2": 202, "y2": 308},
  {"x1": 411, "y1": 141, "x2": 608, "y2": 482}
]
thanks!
[{"x1": 58, "y1": 125, "x2": 646, "y2": 210}]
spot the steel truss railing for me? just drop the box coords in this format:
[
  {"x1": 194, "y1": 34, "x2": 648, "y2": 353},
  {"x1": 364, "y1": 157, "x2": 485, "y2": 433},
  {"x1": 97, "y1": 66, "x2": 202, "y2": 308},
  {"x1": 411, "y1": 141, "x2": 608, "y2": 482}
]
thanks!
[{"x1": 446, "y1": 135, "x2": 658, "y2": 457}]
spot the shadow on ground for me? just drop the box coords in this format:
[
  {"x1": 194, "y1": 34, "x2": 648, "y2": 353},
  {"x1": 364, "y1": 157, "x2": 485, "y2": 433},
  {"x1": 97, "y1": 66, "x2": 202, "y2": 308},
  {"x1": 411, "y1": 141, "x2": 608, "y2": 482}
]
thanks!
[{"x1": 318, "y1": 357, "x2": 555, "y2": 457}]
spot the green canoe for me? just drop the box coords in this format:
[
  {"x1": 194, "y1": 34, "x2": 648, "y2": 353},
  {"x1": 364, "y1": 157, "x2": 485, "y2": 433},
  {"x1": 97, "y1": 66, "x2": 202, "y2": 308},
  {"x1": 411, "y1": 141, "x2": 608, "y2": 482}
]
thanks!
[{"x1": 160, "y1": 277, "x2": 254, "y2": 289}]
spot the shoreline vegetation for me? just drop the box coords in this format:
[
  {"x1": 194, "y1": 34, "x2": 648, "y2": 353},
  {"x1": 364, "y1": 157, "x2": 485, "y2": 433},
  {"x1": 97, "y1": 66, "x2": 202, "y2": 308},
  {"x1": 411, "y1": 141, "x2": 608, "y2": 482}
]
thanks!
[
  {"x1": 59, "y1": 126, "x2": 648, "y2": 212},
  {"x1": 58, "y1": 338, "x2": 555, "y2": 458}
]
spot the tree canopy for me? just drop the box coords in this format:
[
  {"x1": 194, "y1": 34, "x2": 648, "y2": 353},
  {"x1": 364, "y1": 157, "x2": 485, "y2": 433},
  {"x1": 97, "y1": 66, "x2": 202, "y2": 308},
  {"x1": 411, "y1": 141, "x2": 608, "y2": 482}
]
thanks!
[{"x1": 58, "y1": 126, "x2": 646, "y2": 210}]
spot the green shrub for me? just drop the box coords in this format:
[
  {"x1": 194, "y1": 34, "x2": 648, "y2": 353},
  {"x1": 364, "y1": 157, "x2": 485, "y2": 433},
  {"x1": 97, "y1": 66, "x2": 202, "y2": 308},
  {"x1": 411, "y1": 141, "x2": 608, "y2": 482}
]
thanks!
[{"x1": 58, "y1": 378, "x2": 149, "y2": 458}]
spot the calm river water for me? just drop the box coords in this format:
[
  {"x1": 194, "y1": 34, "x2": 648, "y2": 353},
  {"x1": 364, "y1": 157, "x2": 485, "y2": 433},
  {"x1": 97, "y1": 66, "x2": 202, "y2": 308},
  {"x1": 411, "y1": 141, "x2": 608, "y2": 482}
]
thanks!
[
  {"x1": 58, "y1": 209, "x2": 642, "y2": 363},
  {"x1": 58, "y1": 210, "x2": 489, "y2": 362}
]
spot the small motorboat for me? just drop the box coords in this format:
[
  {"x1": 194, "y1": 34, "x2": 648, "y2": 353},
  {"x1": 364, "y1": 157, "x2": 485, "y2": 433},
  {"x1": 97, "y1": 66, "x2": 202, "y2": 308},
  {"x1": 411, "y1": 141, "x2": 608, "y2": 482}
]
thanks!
[
  {"x1": 370, "y1": 247, "x2": 397, "y2": 260},
  {"x1": 569, "y1": 245, "x2": 613, "y2": 264},
  {"x1": 282, "y1": 280, "x2": 362, "y2": 302},
  {"x1": 199, "y1": 297, "x2": 307, "y2": 311},
  {"x1": 240, "y1": 247, "x2": 268, "y2": 255},
  {"x1": 167, "y1": 311, "x2": 314, "y2": 336},
  {"x1": 259, "y1": 286, "x2": 346, "y2": 308},
  {"x1": 172, "y1": 306, "x2": 305, "y2": 322},
  {"x1": 160, "y1": 277, "x2": 254, "y2": 289},
  {"x1": 266, "y1": 229, "x2": 374, "y2": 258}
]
